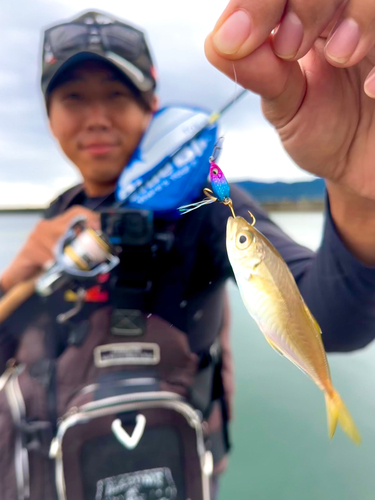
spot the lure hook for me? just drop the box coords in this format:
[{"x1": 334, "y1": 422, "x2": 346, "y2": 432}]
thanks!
[
  {"x1": 203, "y1": 188, "x2": 218, "y2": 202},
  {"x1": 248, "y1": 210, "x2": 256, "y2": 226},
  {"x1": 204, "y1": 188, "x2": 236, "y2": 217}
]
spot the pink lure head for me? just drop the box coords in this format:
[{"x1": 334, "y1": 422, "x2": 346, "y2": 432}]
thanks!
[
  {"x1": 209, "y1": 162, "x2": 225, "y2": 182},
  {"x1": 209, "y1": 162, "x2": 230, "y2": 201}
]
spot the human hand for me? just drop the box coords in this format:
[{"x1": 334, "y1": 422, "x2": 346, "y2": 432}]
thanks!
[
  {"x1": 0, "y1": 206, "x2": 100, "y2": 292},
  {"x1": 205, "y1": 0, "x2": 375, "y2": 201}
]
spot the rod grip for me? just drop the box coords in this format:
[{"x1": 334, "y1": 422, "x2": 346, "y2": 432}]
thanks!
[{"x1": 0, "y1": 279, "x2": 36, "y2": 324}]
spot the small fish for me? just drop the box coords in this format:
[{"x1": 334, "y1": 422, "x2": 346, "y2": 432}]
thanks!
[{"x1": 226, "y1": 215, "x2": 361, "y2": 444}]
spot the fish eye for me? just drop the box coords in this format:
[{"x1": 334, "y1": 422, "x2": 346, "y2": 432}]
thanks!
[
  {"x1": 237, "y1": 232, "x2": 252, "y2": 249},
  {"x1": 212, "y1": 168, "x2": 218, "y2": 175}
]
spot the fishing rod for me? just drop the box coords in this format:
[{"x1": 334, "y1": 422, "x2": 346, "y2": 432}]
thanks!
[
  {"x1": 118, "y1": 88, "x2": 248, "y2": 205},
  {"x1": 0, "y1": 90, "x2": 248, "y2": 324},
  {"x1": 207, "y1": 88, "x2": 248, "y2": 125}
]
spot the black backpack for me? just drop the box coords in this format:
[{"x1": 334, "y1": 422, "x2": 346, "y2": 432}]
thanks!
[{"x1": 0, "y1": 308, "x2": 227, "y2": 500}]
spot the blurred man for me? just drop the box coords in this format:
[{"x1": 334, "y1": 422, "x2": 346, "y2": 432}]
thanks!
[{"x1": 1, "y1": 6, "x2": 375, "y2": 499}]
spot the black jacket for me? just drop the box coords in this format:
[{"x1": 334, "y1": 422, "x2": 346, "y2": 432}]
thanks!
[{"x1": 1, "y1": 182, "x2": 375, "y2": 368}]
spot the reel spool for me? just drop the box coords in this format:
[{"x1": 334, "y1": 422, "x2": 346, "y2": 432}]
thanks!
[
  {"x1": 36, "y1": 216, "x2": 120, "y2": 297},
  {"x1": 0, "y1": 217, "x2": 120, "y2": 325}
]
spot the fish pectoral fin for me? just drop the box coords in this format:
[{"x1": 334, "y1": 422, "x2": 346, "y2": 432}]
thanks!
[
  {"x1": 244, "y1": 259, "x2": 263, "y2": 281},
  {"x1": 302, "y1": 301, "x2": 322, "y2": 335},
  {"x1": 264, "y1": 336, "x2": 284, "y2": 357}
]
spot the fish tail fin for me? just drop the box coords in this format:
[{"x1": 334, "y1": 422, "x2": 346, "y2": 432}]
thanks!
[
  {"x1": 325, "y1": 390, "x2": 361, "y2": 445},
  {"x1": 325, "y1": 392, "x2": 339, "y2": 439}
]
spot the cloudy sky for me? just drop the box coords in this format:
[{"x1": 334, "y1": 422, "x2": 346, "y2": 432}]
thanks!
[{"x1": 0, "y1": 0, "x2": 314, "y2": 208}]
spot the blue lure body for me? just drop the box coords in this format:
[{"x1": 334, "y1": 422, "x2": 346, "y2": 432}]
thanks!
[{"x1": 209, "y1": 162, "x2": 231, "y2": 201}]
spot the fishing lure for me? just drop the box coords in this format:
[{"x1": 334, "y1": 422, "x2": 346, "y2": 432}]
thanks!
[{"x1": 178, "y1": 138, "x2": 236, "y2": 217}]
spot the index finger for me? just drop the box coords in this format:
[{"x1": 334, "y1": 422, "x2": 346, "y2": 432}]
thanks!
[{"x1": 210, "y1": 0, "x2": 286, "y2": 58}]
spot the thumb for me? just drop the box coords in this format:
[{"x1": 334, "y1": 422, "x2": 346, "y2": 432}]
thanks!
[{"x1": 205, "y1": 34, "x2": 306, "y2": 129}]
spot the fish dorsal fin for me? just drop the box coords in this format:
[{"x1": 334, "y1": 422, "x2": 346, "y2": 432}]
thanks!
[
  {"x1": 265, "y1": 336, "x2": 284, "y2": 357},
  {"x1": 302, "y1": 301, "x2": 322, "y2": 335}
]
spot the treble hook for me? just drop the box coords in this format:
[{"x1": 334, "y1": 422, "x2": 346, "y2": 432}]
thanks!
[
  {"x1": 203, "y1": 188, "x2": 218, "y2": 202},
  {"x1": 204, "y1": 187, "x2": 236, "y2": 217},
  {"x1": 248, "y1": 211, "x2": 256, "y2": 226}
]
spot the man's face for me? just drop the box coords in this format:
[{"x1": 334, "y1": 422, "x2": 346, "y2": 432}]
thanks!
[{"x1": 48, "y1": 60, "x2": 155, "y2": 191}]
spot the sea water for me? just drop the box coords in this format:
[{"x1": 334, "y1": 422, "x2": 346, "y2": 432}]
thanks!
[{"x1": 0, "y1": 212, "x2": 374, "y2": 500}]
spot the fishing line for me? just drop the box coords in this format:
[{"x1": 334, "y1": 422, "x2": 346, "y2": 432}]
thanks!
[
  {"x1": 179, "y1": 67, "x2": 247, "y2": 218},
  {"x1": 215, "y1": 63, "x2": 240, "y2": 142},
  {"x1": 233, "y1": 63, "x2": 238, "y2": 94}
]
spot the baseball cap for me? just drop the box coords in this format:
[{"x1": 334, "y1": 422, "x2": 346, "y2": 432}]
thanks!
[{"x1": 41, "y1": 10, "x2": 157, "y2": 104}]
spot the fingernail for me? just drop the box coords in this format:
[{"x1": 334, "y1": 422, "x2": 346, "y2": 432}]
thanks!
[
  {"x1": 273, "y1": 12, "x2": 304, "y2": 59},
  {"x1": 326, "y1": 18, "x2": 360, "y2": 63},
  {"x1": 213, "y1": 10, "x2": 251, "y2": 55},
  {"x1": 364, "y1": 70, "x2": 375, "y2": 98}
]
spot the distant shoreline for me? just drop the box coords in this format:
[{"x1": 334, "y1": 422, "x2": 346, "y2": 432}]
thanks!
[
  {"x1": 0, "y1": 208, "x2": 46, "y2": 214},
  {"x1": 0, "y1": 178, "x2": 326, "y2": 214},
  {"x1": 0, "y1": 200, "x2": 324, "y2": 214},
  {"x1": 261, "y1": 200, "x2": 324, "y2": 212}
]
